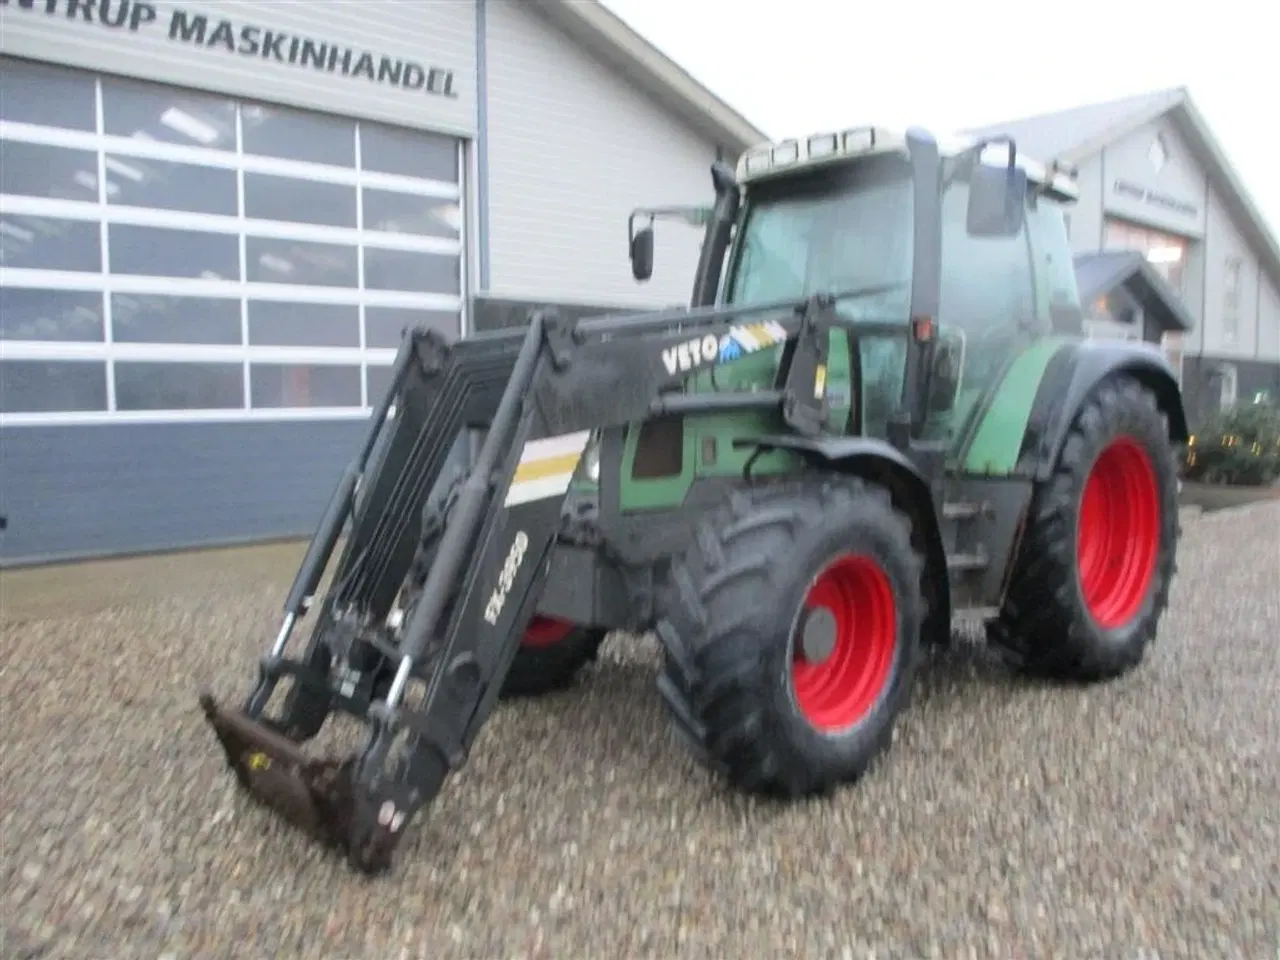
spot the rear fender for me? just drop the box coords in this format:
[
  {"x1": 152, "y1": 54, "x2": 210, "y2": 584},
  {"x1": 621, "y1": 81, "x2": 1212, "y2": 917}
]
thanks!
[
  {"x1": 743, "y1": 434, "x2": 950, "y2": 641},
  {"x1": 1018, "y1": 340, "x2": 1189, "y2": 482}
]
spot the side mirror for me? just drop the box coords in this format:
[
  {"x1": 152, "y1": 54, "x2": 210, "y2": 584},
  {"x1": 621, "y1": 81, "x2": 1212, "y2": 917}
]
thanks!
[
  {"x1": 630, "y1": 224, "x2": 654, "y2": 282},
  {"x1": 966, "y1": 164, "x2": 1027, "y2": 237}
]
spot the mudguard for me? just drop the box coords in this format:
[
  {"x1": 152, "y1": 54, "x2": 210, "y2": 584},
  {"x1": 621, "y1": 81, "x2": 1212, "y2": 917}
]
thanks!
[
  {"x1": 743, "y1": 433, "x2": 951, "y2": 638},
  {"x1": 1017, "y1": 339, "x2": 1189, "y2": 481},
  {"x1": 747, "y1": 433, "x2": 934, "y2": 499}
]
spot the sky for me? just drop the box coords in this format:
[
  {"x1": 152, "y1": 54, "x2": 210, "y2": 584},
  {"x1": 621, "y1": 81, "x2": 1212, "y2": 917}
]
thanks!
[{"x1": 600, "y1": 0, "x2": 1278, "y2": 241}]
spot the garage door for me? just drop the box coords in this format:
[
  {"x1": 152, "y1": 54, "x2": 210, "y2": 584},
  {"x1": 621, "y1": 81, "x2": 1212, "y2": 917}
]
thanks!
[
  {"x1": 0, "y1": 55, "x2": 466, "y2": 424},
  {"x1": 0, "y1": 55, "x2": 470, "y2": 564}
]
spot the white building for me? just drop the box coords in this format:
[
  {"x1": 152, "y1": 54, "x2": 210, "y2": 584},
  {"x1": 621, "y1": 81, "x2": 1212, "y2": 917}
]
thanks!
[
  {"x1": 967, "y1": 88, "x2": 1280, "y2": 423},
  {"x1": 0, "y1": 0, "x2": 764, "y2": 564}
]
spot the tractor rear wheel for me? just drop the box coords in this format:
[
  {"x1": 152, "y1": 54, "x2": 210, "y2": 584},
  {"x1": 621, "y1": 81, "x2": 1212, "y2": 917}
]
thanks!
[
  {"x1": 501, "y1": 616, "x2": 607, "y2": 698},
  {"x1": 988, "y1": 374, "x2": 1179, "y2": 681},
  {"x1": 656, "y1": 479, "x2": 924, "y2": 797}
]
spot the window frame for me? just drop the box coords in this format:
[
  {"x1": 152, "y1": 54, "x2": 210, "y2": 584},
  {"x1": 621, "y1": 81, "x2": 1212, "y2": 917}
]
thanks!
[
  {"x1": 1222, "y1": 255, "x2": 1243, "y2": 345},
  {"x1": 936, "y1": 176, "x2": 1038, "y2": 336},
  {"x1": 0, "y1": 58, "x2": 468, "y2": 425},
  {"x1": 1219, "y1": 362, "x2": 1238, "y2": 410}
]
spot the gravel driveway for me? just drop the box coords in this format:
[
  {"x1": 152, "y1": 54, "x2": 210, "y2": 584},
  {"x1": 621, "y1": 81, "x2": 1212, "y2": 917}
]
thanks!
[{"x1": 2, "y1": 504, "x2": 1278, "y2": 959}]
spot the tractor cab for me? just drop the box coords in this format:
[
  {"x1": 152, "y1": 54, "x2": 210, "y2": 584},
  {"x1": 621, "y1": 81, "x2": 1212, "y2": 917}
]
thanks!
[{"x1": 629, "y1": 126, "x2": 1086, "y2": 453}]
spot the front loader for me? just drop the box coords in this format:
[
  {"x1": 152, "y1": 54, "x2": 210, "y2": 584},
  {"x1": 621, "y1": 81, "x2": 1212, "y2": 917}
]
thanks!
[{"x1": 200, "y1": 126, "x2": 1189, "y2": 874}]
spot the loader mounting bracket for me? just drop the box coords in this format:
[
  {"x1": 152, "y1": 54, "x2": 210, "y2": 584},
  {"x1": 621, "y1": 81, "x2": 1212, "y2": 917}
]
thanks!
[{"x1": 200, "y1": 693, "x2": 426, "y2": 874}]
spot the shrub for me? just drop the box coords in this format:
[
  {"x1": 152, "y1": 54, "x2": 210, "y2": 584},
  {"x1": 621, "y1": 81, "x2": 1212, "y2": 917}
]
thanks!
[{"x1": 1180, "y1": 402, "x2": 1280, "y2": 486}]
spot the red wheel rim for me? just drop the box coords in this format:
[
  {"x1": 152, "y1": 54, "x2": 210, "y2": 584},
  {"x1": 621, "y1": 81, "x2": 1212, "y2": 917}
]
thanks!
[
  {"x1": 522, "y1": 615, "x2": 575, "y2": 649},
  {"x1": 791, "y1": 554, "x2": 898, "y2": 733},
  {"x1": 1077, "y1": 436, "x2": 1161, "y2": 629}
]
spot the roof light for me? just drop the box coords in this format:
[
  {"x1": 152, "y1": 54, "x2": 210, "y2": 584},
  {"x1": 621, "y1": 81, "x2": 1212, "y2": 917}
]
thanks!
[
  {"x1": 1146, "y1": 246, "x2": 1184, "y2": 264},
  {"x1": 0, "y1": 220, "x2": 35, "y2": 243},
  {"x1": 734, "y1": 124, "x2": 1077, "y2": 201},
  {"x1": 104, "y1": 158, "x2": 144, "y2": 182},
  {"x1": 258, "y1": 253, "x2": 294, "y2": 275},
  {"x1": 772, "y1": 139, "x2": 800, "y2": 165},
  {"x1": 737, "y1": 127, "x2": 900, "y2": 182},
  {"x1": 807, "y1": 133, "x2": 838, "y2": 158},
  {"x1": 743, "y1": 148, "x2": 772, "y2": 175},
  {"x1": 160, "y1": 106, "x2": 220, "y2": 145},
  {"x1": 841, "y1": 127, "x2": 876, "y2": 152}
]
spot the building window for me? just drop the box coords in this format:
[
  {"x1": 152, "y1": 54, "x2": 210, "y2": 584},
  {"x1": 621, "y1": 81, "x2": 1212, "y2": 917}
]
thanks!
[
  {"x1": 1222, "y1": 256, "x2": 1243, "y2": 345},
  {"x1": 1102, "y1": 218, "x2": 1190, "y2": 293},
  {"x1": 1219, "y1": 363, "x2": 1238, "y2": 411},
  {"x1": 1148, "y1": 134, "x2": 1169, "y2": 174},
  {"x1": 0, "y1": 57, "x2": 466, "y2": 425}
]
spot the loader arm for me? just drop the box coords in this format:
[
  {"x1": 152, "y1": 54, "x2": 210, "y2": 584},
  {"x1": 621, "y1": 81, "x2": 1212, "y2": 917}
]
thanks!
[{"x1": 200, "y1": 292, "x2": 841, "y2": 874}]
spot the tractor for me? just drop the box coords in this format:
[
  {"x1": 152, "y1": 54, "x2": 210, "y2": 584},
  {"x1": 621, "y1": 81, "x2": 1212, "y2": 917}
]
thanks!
[{"x1": 200, "y1": 125, "x2": 1187, "y2": 875}]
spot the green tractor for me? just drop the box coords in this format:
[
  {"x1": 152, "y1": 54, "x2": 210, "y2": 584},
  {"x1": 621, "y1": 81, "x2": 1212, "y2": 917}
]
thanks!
[{"x1": 201, "y1": 125, "x2": 1187, "y2": 874}]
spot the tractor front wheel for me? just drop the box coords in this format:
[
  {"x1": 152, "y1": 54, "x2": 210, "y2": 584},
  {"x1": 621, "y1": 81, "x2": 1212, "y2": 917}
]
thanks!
[
  {"x1": 989, "y1": 374, "x2": 1180, "y2": 681},
  {"x1": 656, "y1": 479, "x2": 924, "y2": 797},
  {"x1": 501, "y1": 616, "x2": 607, "y2": 698}
]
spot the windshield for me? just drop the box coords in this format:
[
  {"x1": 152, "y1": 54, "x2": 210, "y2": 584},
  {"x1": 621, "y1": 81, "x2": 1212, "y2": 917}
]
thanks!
[
  {"x1": 725, "y1": 155, "x2": 914, "y2": 325},
  {"x1": 724, "y1": 158, "x2": 916, "y2": 434}
]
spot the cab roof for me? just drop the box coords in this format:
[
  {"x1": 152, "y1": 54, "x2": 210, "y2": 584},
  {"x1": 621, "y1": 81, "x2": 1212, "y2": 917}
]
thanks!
[{"x1": 736, "y1": 126, "x2": 1080, "y2": 203}]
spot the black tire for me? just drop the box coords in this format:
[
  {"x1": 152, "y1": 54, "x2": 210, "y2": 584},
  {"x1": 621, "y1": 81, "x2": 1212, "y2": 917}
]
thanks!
[
  {"x1": 501, "y1": 618, "x2": 608, "y2": 698},
  {"x1": 988, "y1": 374, "x2": 1180, "y2": 681},
  {"x1": 390, "y1": 481, "x2": 605, "y2": 700},
  {"x1": 656, "y1": 478, "x2": 924, "y2": 798},
  {"x1": 365, "y1": 613, "x2": 603, "y2": 701}
]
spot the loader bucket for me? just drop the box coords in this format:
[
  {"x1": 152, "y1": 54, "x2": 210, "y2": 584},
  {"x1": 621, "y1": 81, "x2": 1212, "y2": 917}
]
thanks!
[{"x1": 199, "y1": 694, "x2": 399, "y2": 872}]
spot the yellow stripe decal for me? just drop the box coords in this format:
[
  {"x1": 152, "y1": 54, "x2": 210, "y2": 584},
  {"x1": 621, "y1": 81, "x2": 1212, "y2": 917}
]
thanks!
[{"x1": 512, "y1": 451, "x2": 583, "y2": 485}]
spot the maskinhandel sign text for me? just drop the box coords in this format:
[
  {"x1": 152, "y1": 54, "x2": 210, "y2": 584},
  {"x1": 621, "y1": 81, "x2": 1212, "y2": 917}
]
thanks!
[{"x1": 0, "y1": 0, "x2": 460, "y2": 100}]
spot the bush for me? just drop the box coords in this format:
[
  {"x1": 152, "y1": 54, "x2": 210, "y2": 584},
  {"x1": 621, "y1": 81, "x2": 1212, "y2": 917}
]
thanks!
[{"x1": 1180, "y1": 402, "x2": 1280, "y2": 486}]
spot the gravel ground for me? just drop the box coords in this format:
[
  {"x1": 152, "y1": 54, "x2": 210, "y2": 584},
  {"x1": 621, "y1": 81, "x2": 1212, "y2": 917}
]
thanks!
[{"x1": 2, "y1": 504, "x2": 1278, "y2": 959}]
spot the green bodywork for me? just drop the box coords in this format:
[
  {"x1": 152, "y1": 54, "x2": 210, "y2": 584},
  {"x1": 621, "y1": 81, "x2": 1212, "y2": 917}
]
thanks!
[
  {"x1": 615, "y1": 330, "x2": 852, "y2": 511},
  {"x1": 601, "y1": 330, "x2": 1079, "y2": 510},
  {"x1": 586, "y1": 149, "x2": 1099, "y2": 514},
  {"x1": 955, "y1": 335, "x2": 1075, "y2": 475}
]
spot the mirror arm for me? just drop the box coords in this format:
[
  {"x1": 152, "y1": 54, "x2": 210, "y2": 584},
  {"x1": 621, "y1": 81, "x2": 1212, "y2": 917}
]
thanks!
[{"x1": 946, "y1": 134, "x2": 1020, "y2": 189}]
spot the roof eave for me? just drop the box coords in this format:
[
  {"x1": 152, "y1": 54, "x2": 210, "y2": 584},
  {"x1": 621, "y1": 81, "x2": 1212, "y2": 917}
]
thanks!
[
  {"x1": 1133, "y1": 261, "x2": 1197, "y2": 333},
  {"x1": 532, "y1": 0, "x2": 768, "y2": 157},
  {"x1": 1166, "y1": 98, "x2": 1280, "y2": 291},
  {"x1": 1054, "y1": 88, "x2": 1189, "y2": 167},
  {"x1": 1074, "y1": 252, "x2": 1196, "y2": 334}
]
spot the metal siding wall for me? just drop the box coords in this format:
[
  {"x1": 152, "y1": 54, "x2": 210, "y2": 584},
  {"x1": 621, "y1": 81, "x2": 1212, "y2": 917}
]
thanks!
[
  {"x1": 1101, "y1": 118, "x2": 1207, "y2": 239},
  {"x1": 1260, "y1": 276, "x2": 1280, "y2": 363},
  {"x1": 0, "y1": 420, "x2": 471, "y2": 566},
  {"x1": 1181, "y1": 355, "x2": 1280, "y2": 428},
  {"x1": 1066, "y1": 155, "x2": 1103, "y2": 254},
  {"x1": 0, "y1": 420, "x2": 360, "y2": 564},
  {"x1": 470, "y1": 294, "x2": 634, "y2": 334},
  {"x1": 0, "y1": 0, "x2": 477, "y2": 135},
  {"x1": 482, "y1": 0, "x2": 718, "y2": 308},
  {"x1": 1202, "y1": 185, "x2": 1261, "y2": 359}
]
